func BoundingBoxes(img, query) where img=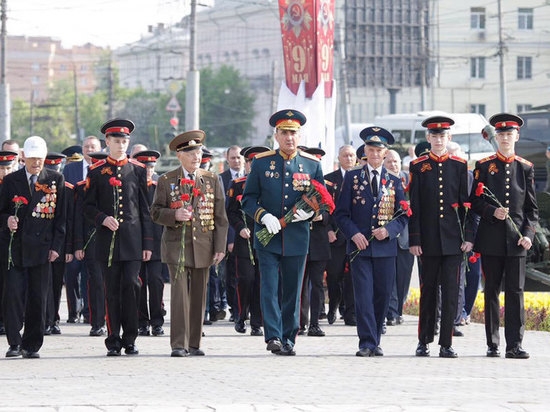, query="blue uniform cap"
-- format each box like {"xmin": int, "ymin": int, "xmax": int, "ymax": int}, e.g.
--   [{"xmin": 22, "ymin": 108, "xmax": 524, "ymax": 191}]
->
[
  {"xmin": 414, "ymin": 141, "xmax": 431, "ymax": 158},
  {"xmin": 359, "ymin": 126, "xmax": 395, "ymax": 147}
]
